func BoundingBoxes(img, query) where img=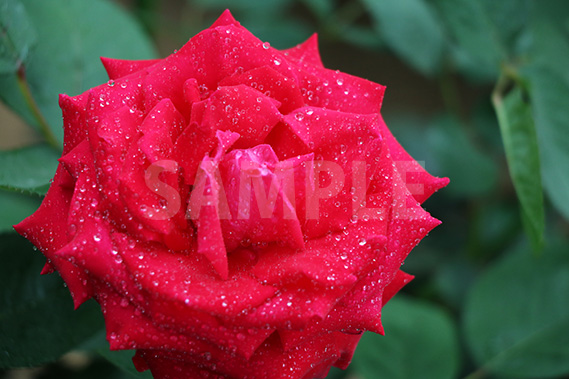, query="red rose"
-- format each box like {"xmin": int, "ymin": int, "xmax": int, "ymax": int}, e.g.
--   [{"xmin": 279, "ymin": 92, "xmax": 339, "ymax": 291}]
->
[{"xmin": 15, "ymin": 10, "xmax": 448, "ymax": 379}]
